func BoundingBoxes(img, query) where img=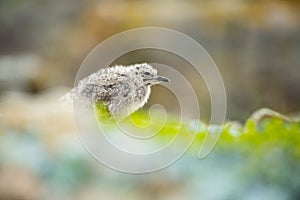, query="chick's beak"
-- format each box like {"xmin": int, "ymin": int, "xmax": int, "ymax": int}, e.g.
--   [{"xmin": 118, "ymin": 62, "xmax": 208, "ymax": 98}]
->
[{"xmin": 155, "ymin": 76, "xmax": 170, "ymax": 82}]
